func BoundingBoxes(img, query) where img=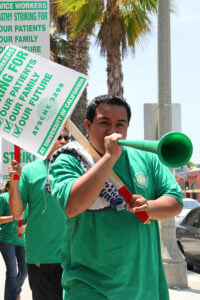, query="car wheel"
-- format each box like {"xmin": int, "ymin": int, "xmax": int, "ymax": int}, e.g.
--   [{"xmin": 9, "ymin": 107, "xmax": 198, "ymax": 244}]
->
[{"xmin": 177, "ymin": 242, "xmax": 193, "ymax": 270}]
